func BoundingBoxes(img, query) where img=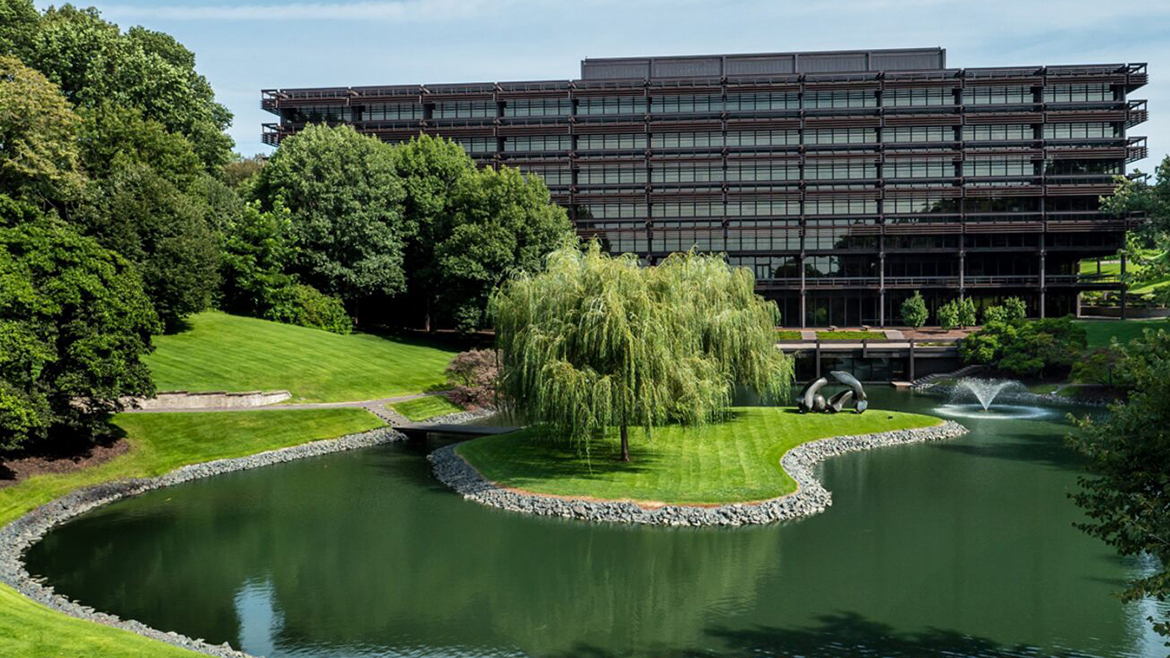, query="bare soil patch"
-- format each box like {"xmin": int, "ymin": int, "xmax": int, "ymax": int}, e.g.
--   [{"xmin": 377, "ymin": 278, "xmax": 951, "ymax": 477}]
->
[{"xmin": 0, "ymin": 439, "xmax": 130, "ymax": 489}]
